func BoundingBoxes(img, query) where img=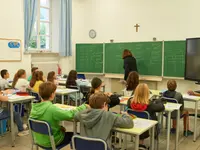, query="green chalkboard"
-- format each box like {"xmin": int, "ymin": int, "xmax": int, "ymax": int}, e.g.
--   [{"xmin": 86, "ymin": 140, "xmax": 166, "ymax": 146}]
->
[
  {"xmin": 105, "ymin": 42, "xmax": 162, "ymax": 76},
  {"xmin": 76, "ymin": 44, "xmax": 103, "ymax": 73},
  {"xmin": 164, "ymin": 41, "xmax": 186, "ymax": 77}
]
